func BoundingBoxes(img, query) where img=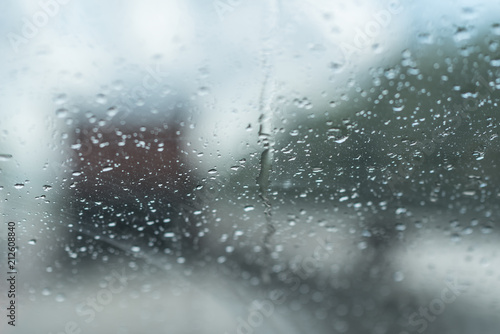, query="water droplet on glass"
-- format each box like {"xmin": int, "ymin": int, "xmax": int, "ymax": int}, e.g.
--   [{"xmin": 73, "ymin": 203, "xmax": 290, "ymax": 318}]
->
[
  {"xmin": 198, "ymin": 87, "xmax": 209, "ymax": 96},
  {"xmin": 106, "ymin": 106, "xmax": 119, "ymax": 117},
  {"xmin": 53, "ymin": 93, "xmax": 67, "ymax": 105},
  {"xmin": 490, "ymin": 59, "xmax": 500, "ymax": 67},
  {"xmin": 417, "ymin": 32, "xmax": 434, "ymax": 44},
  {"xmin": 334, "ymin": 135, "xmax": 349, "ymax": 144},
  {"xmin": 327, "ymin": 127, "xmax": 350, "ymax": 143},
  {"xmin": 0, "ymin": 154, "xmax": 13, "ymax": 161},
  {"xmin": 329, "ymin": 61, "xmax": 344, "ymax": 73},
  {"xmin": 55, "ymin": 294, "xmax": 66, "ymax": 302},
  {"xmin": 96, "ymin": 94, "xmax": 107, "ymax": 104},
  {"xmin": 357, "ymin": 241, "xmax": 368, "ymax": 250},
  {"xmin": 395, "ymin": 223, "xmax": 406, "ymax": 231},
  {"xmin": 492, "ymin": 23, "xmax": 500, "ymax": 35},
  {"xmin": 481, "ymin": 226, "xmax": 493, "ymax": 234},
  {"xmin": 339, "ymin": 196, "xmax": 349, "ymax": 202},
  {"xmin": 394, "ymin": 271, "xmax": 405, "ymax": 282},
  {"xmin": 244, "ymin": 205, "xmax": 255, "ymax": 212},
  {"xmin": 453, "ymin": 27, "xmax": 471, "ymax": 42},
  {"xmin": 56, "ymin": 108, "xmax": 69, "ymax": 118}
]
